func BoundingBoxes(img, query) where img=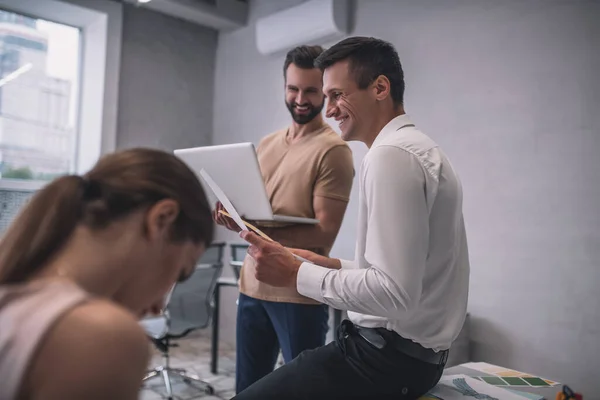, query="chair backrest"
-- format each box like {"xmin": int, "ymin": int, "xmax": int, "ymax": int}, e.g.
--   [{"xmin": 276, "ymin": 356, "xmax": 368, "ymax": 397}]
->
[
  {"xmin": 201, "ymin": 242, "xmax": 226, "ymax": 265},
  {"xmin": 230, "ymin": 243, "xmax": 249, "ymax": 261},
  {"xmin": 230, "ymin": 243, "xmax": 248, "ymax": 279},
  {"xmin": 165, "ymin": 242, "xmax": 225, "ymax": 336}
]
